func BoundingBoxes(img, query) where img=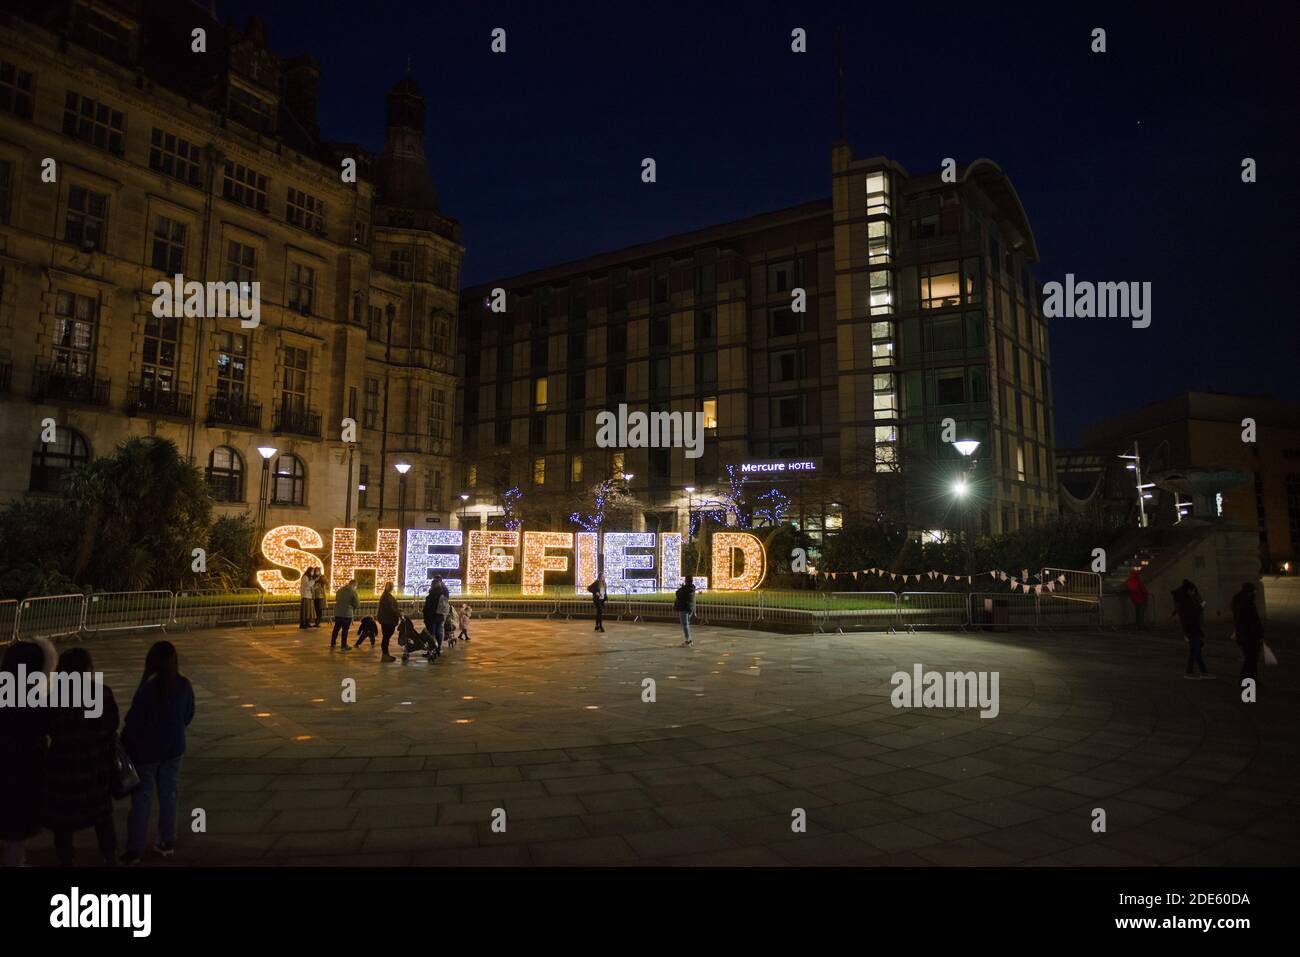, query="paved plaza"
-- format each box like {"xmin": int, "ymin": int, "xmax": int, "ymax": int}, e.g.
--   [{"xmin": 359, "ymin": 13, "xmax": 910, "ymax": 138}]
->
[{"xmin": 24, "ymin": 616, "xmax": 1300, "ymax": 866}]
